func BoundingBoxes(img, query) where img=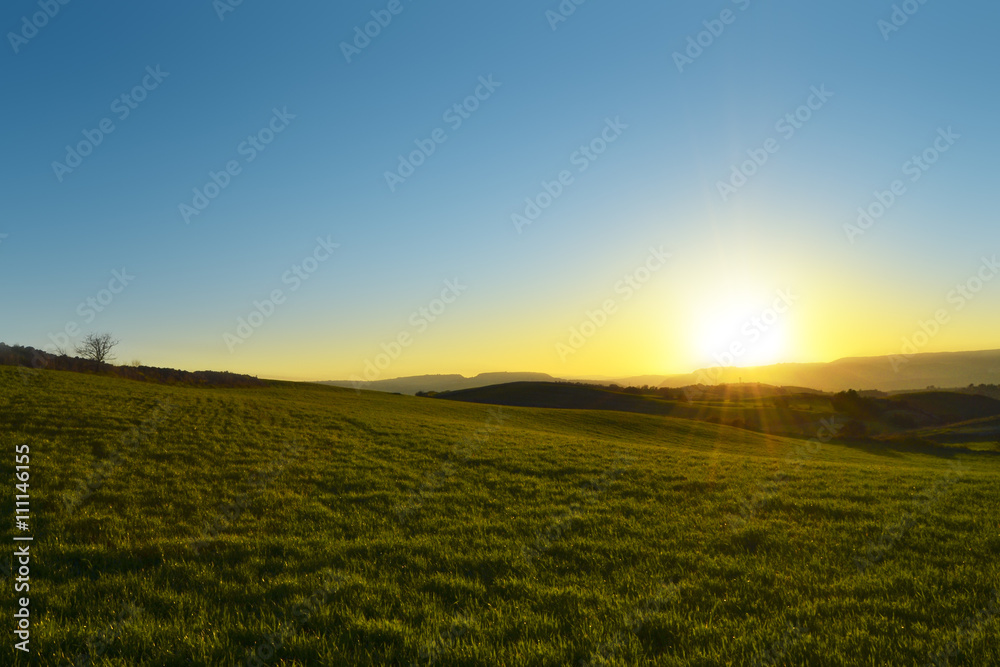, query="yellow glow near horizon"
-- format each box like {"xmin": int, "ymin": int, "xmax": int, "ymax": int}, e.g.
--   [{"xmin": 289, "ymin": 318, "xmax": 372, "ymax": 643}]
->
[{"xmin": 125, "ymin": 261, "xmax": 1000, "ymax": 382}]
